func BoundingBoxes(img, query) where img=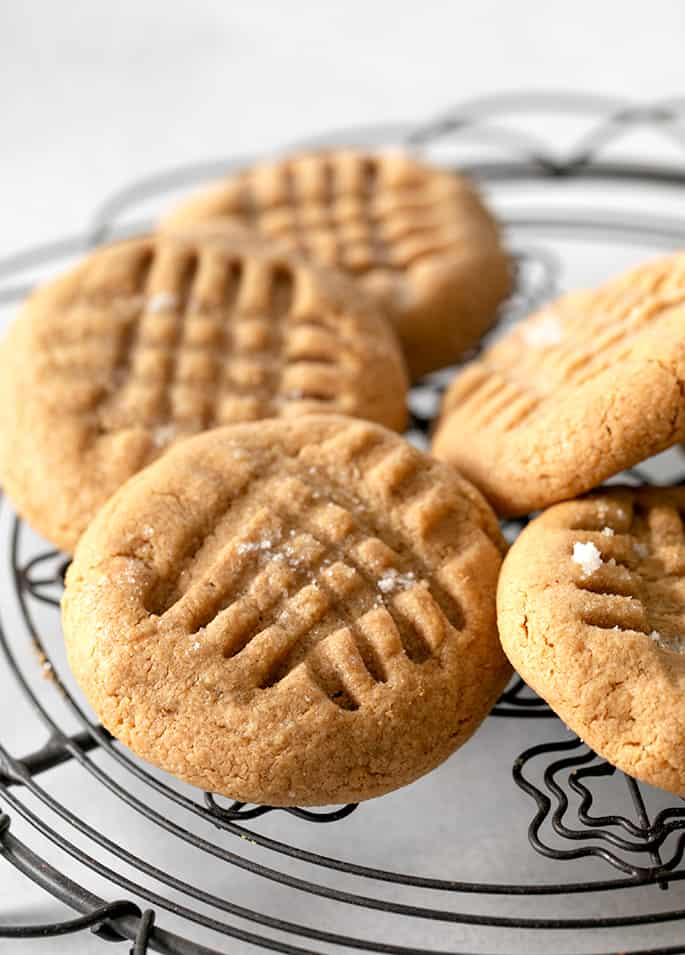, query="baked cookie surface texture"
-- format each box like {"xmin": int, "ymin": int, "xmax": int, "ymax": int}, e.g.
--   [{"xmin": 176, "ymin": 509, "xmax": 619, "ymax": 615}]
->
[
  {"xmin": 0, "ymin": 230, "xmax": 407, "ymax": 551},
  {"xmin": 433, "ymin": 254, "xmax": 685, "ymax": 515},
  {"xmin": 63, "ymin": 416, "xmax": 509, "ymax": 805},
  {"xmin": 497, "ymin": 487, "xmax": 685, "ymax": 796},
  {"xmin": 164, "ymin": 149, "xmax": 511, "ymax": 379}
]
